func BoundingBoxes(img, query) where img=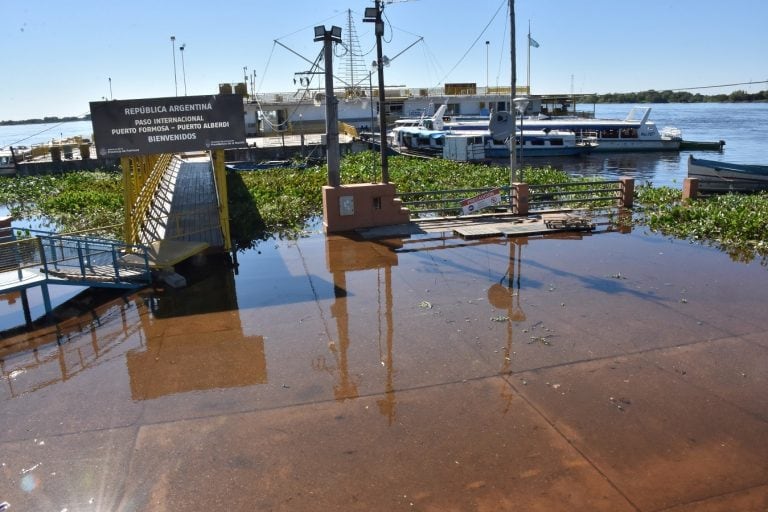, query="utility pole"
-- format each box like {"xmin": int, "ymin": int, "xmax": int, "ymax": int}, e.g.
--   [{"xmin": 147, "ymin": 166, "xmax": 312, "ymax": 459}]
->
[
  {"xmin": 509, "ymin": 0, "xmax": 518, "ymax": 197},
  {"xmin": 364, "ymin": 1, "xmax": 389, "ymax": 183},
  {"xmin": 314, "ymin": 26, "xmax": 342, "ymax": 187}
]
